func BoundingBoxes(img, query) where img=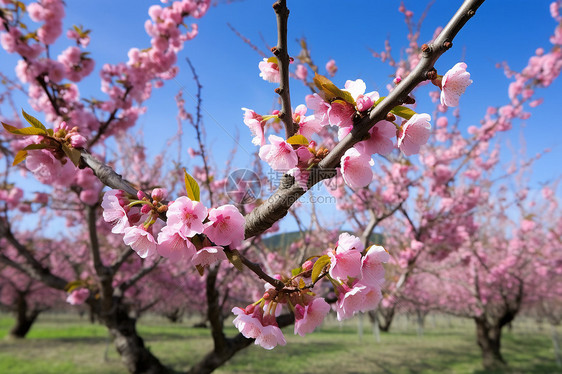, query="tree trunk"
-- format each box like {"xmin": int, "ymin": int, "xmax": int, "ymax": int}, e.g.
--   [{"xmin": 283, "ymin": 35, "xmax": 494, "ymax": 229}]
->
[
  {"xmin": 474, "ymin": 317, "xmax": 507, "ymax": 371},
  {"xmin": 8, "ymin": 292, "xmax": 41, "ymax": 339},
  {"xmin": 103, "ymin": 299, "xmax": 169, "ymax": 374},
  {"xmin": 551, "ymin": 323, "xmax": 562, "ymax": 368}
]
